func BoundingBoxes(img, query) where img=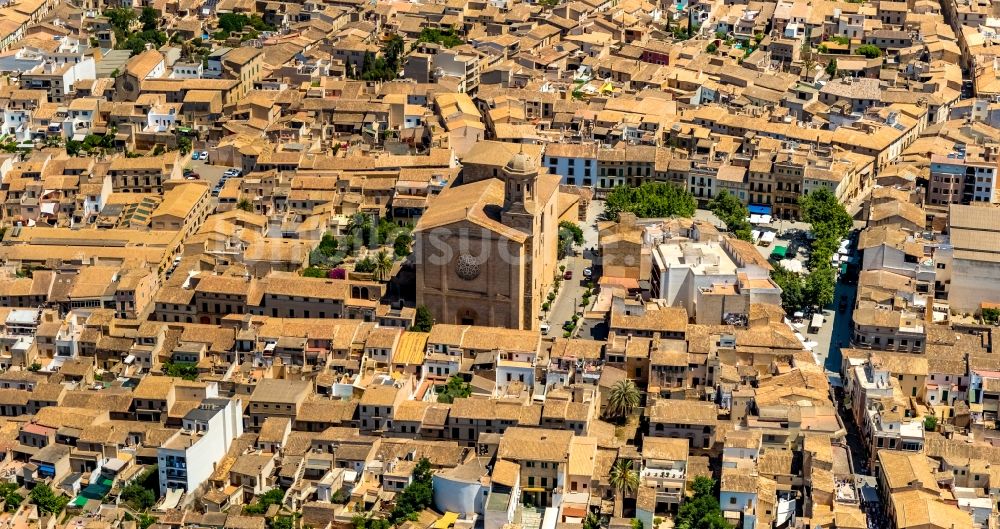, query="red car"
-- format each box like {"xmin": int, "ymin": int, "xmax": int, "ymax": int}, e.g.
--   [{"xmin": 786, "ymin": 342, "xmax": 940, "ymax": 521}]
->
[{"xmin": 563, "ymin": 270, "xmax": 573, "ymax": 280}]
